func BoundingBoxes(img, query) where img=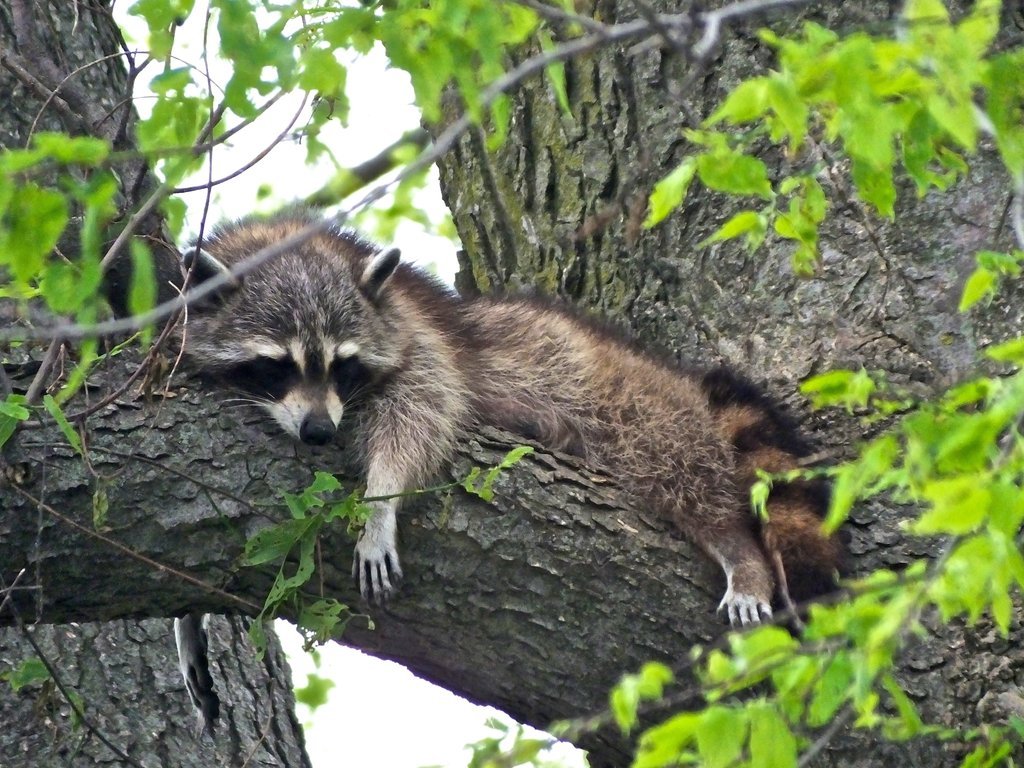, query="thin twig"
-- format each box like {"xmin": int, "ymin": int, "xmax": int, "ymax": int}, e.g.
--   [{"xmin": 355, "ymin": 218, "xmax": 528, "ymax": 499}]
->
[
  {"xmin": 172, "ymin": 92, "xmax": 309, "ymax": 194},
  {"xmin": 504, "ymin": 0, "xmax": 609, "ymax": 34},
  {"xmin": 8, "ymin": 484, "xmax": 261, "ymax": 613},
  {"xmin": 798, "ymin": 706, "xmax": 855, "ymax": 767},
  {"xmin": 303, "ymin": 127, "xmax": 431, "ymax": 209},
  {"xmin": 694, "ymin": 0, "xmax": 818, "ymax": 59},
  {"xmin": 24, "ymin": 337, "xmax": 64, "ymax": 405}
]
